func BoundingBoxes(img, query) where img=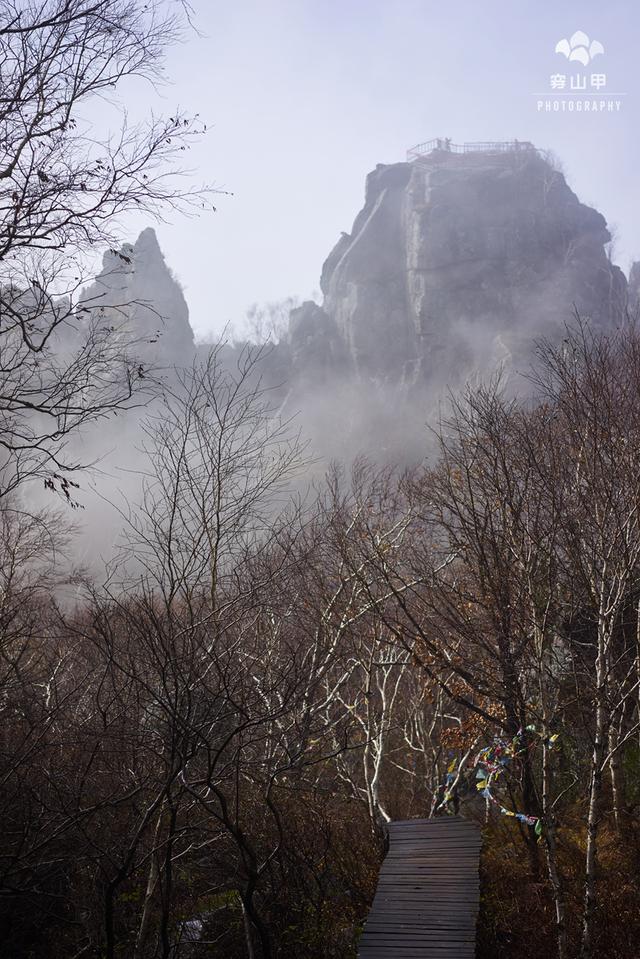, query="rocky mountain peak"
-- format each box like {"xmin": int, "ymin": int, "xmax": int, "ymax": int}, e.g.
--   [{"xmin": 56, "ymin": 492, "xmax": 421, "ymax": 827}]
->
[
  {"xmin": 77, "ymin": 145, "xmax": 632, "ymax": 463},
  {"xmin": 80, "ymin": 227, "xmax": 194, "ymax": 366},
  {"xmin": 299, "ymin": 144, "xmax": 626, "ymax": 392}
]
